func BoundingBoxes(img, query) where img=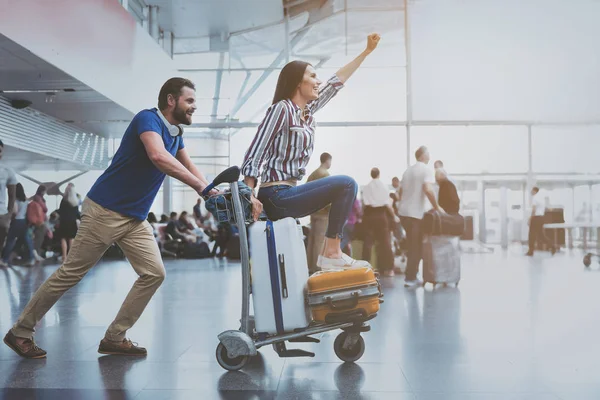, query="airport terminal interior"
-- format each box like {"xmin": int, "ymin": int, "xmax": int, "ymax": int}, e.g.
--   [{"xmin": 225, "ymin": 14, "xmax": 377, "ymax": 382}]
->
[{"xmin": 1, "ymin": 0, "xmax": 600, "ymax": 399}]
